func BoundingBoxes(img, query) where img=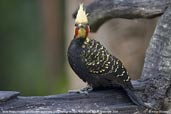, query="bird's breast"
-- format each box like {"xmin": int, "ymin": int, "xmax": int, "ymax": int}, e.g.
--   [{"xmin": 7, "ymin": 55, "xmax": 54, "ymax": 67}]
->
[{"xmin": 67, "ymin": 40, "xmax": 89, "ymax": 81}]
